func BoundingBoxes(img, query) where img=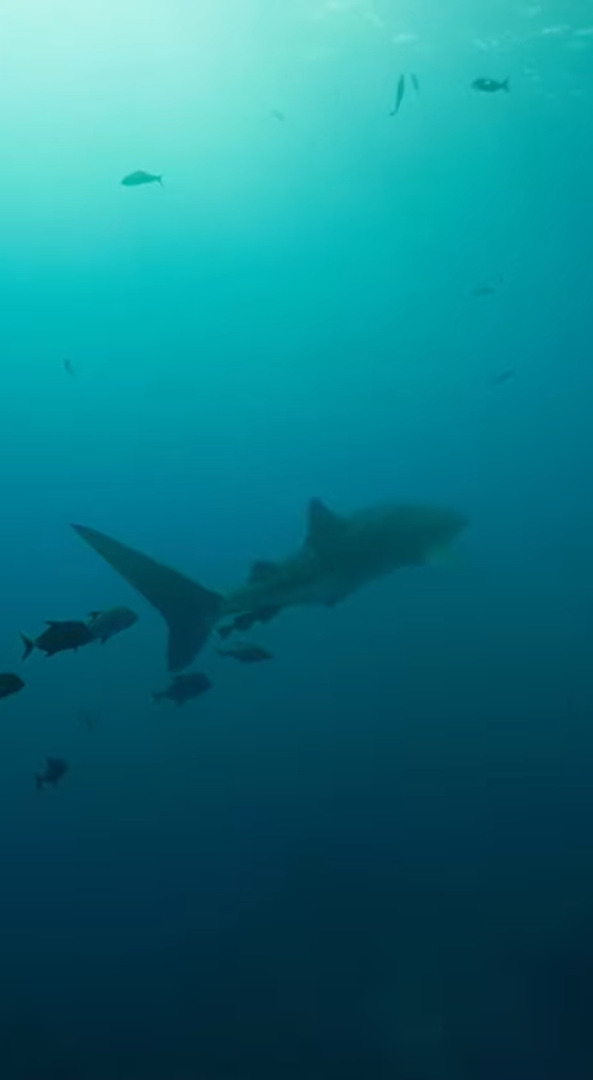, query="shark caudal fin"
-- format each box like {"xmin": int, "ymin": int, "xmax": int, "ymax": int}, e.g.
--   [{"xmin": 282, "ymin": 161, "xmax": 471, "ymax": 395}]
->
[{"xmin": 72, "ymin": 525, "xmax": 223, "ymax": 671}]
